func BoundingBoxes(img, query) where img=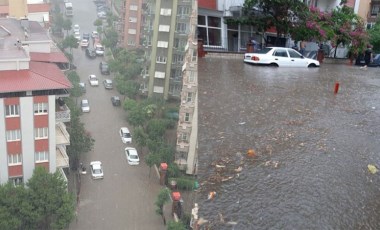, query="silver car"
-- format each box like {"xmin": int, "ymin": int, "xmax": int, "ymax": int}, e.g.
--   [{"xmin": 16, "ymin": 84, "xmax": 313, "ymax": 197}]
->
[
  {"xmin": 81, "ymin": 99, "xmax": 90, "ymax": 113},
  {"xmin": 103, "ymin": 79, "xmax": 113, "ymax": 89}
]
